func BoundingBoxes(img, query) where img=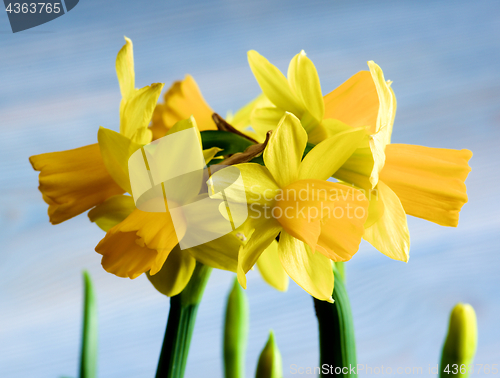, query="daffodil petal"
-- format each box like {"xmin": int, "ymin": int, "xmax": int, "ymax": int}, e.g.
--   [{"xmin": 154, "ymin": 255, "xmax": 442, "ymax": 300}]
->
[
  {"xmin": 287, "ymin": 50, "xmax": 324, "ymax": 130},
  {"xmin": 150, "ymin": 75, "xmax": 216, "ymax": 140},
  {"xmin": 146, "ymin": 244, "xmax": 196, "ymax": 296},
  {"xmin": 250, "ymin": 106, "xmax": 285, "ymax": 142},
  {"xmin": 229, "ymin": 93, "xmax": 267, "ymax": 131},
  {"xmin": 165, "ymin": 116, "xmax": 202, "ymax": 146},
  {"xmin": 334, "ymin": 137, "xmax": 374, "ymax": 190},
  {"xmin": 274, "ymin": 180, "xmax": 324, "ymax": 251},
  {"xmin": 247, "ymin": 50, "xmax": 304, "ymax": 116},
  {"xmin": 120, "ymin": 83, "xmax": 164, "ymax": 141},
  {"xmin": 98, "ymin": 127, "xmax": 142, "ymax": 193},
  {"xmin": 380, "ymin": 144, "xmax": 472, "ymax": 226},
  {"xmin": 151, "ymin": 103, "xmax": 168, "ymax": 140},
  {"xmin": 307, "ymin": 118, "xmax": 354, "ymax": 145},
  {"xmin": 186, "ymin": 231, "xmax": 242, "ymax": 272},
  {"xmin": 88, "ymin": 195, "xmax": 136, "ymax": 232},
  {"xmin": 387, "ymin": 85, "xmax": 397, "ymax": 145},
  {"xmin": 117, "ymin": 208, "xmax": 185, "ymax": 259},
  {"xmin": 363, "ymin": 181, "xmax": 410, "ymax": 262},
  {"xmin": 131, "ymin": 127, "xmax": 153, "ymax": 146},
  {"xmin": 29, "ymin": 143, "xmax": 124, "ymax": 224},
  {"xmin": 152, "ymin": 118, "xmax": 205, "ymax": 202},
  {"xmin": 278, "ymin": 231, "xmax": 333, "ymax": 302},
  {"xmin": 96, "ymin": 231, "xmax": 158, "ymax": 279},
  {"xmin": 274, "ymin": 179, "xmax": 368, "ymax": 261},
  {"xmin": 235, "ymin": 163, "xmax": 281, "ymax": 205},
  {"xmin": 314, "ymin": 182, "xmax": 368, "ymax": 261},
  {"xmin": 299, "ymin": 127, "xmax": 366, "ymax": 180},
  {"xmin": 116, "ymin": 36, "xmax": 135, "ymax": 100},
  {"xmin": 364, "ymin": 187, "xmax": 385, "ymax": 228},
  {"xmin": 256, "ymin": 240, "xmax": 289, "ymax": 292},
  {"xmin": 369, "ymin": 133, "xmax": 386, "ymax": 188},
  {"xmin": 264, "ymin": 112, "xmax": 307, "ymax": 187},
  {"xmin": 306, "ymin": 119, "xmax": 372, "ymax": 188},
  {"xmin": 175, "ymin": 191, "xmax": 249, "ymax": 252},
  {"xmin": 209, "ymin": 163, "xmax": 280, "ymax": 206},
  {"xmin": 368, "ymin": 61, "xmax": 395, "ymax": 141},
  {"xmin": 96, "ymin": 206, "xmax": 184, "ymax": 278},
  {"xmin": 203, "ymin": 147, "xmax": 223, "ymax": 164},
  {"xmin": 365, "ymin": 61, "xmax": 396, "ymax": 187},
  {"xmin": 323, "ymin": 70, "xmax": 378, "ymax": 132},
  {"xmin": 237, "ymin": 218, "xmax": 282, "ymax": 289},
  {"xmin": 128, "ymin": 118, "xmax": 206, "ymax": 213}
]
